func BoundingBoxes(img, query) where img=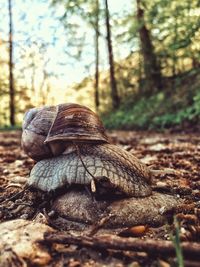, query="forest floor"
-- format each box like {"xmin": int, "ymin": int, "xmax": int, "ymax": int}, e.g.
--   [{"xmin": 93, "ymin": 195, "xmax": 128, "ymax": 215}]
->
[{"xmin": 0, "ymin": 130, "xmax": 200, "ymax": 266}]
